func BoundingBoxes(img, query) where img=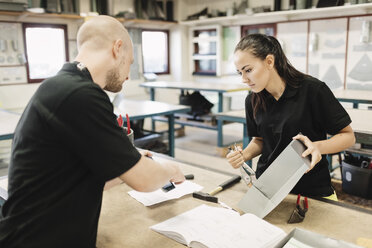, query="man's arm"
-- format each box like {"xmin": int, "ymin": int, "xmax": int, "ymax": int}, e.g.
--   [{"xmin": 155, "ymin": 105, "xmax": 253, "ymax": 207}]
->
[{"xmin": 119, "ymin": 155, "xmax": 185, "ymax": 192}]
